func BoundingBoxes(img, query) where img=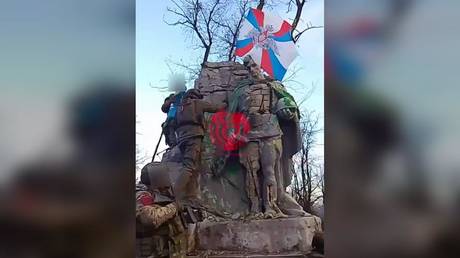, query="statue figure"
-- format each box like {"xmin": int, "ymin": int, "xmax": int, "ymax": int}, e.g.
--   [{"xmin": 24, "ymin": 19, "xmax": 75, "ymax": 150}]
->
[
  {"xmin": 229, "ymin": 56, "xmax": 308, "ymax": 217},
  {"xmin": 161, "ymin": 73, "xmax": 187, "ymax": 147},
  {"xmin": 174, "ymin": 89, "xmax": 227, "ymax": 206}
]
